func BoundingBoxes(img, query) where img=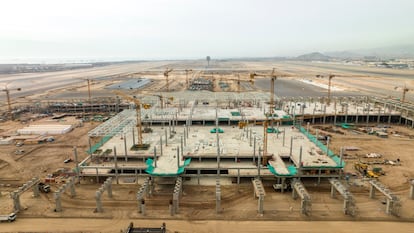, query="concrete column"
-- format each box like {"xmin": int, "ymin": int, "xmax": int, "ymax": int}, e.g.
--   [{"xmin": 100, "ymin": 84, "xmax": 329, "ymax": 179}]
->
[
  {"xmin": 54, "ymin": 191, "xmax": 61, "ymax": 212},
  {"xmin": 123, "ymin": 134, "xmax": 128, "ymax": 162},
  {"xmin": 132, "ymin": 127, "xmax": 136, "ymax": 146},
  {"xmin": 69, "ymin": 181, "xmax": 76, "ymax": 197},
  {"xmin": 177, "ymin": 146, "xmax": 180, "ymax": 168},
  {"xmin": 289, "ymin": 137, "xmax": 293, "ymax": 157},
  {"xmin": 169, "ymin": 199, "xmax": 174, "ymax": 216},
  {"xmin": 140, "ymin": 199, "xmax": 146, "ymax": 215},
  {"xmin": 181, "ymin": 136, "xmax": 184, "ymax": 157},
  {"xmin": 74, "ymin": 146, "xmax": 80, "ymax": 184},
  {"xmin": 356, "ymin": 108, "xmax": 359, "ymax": 124},
  {"xmin": 409, "ymin": 180, "xmax": 414, "ymax": 199},
  {"xmin": 96, "ymin": 191, "xmax": 103, "ymax": 213},
  {"xmin": 377, "ymin": 108, "xmax": 381, "ymax": 123},
  {"xmin": 165, "ymin": 128, "xmax": 168, "ymax": 146},
  {"xmin": 154, "ymin": 147, "xmax": 157, "ymax": 168},
  {"xmin": 330, "ymin": 185, "xmax": 336, "ymax": 198},
  {"xmin": 385, "ymin": 199, "xmax": 391, "ymax": 215},
  {"xmin": 160, "ymin": 136, "xmax": 163, "ymax": 156},
  {"xmin": 283, "ymin": 130, "xmax": 286, "ymax": 146},
  {"xmin": 369, "ymin": 184, "xmax": 376, "ymax": 199},
  {"xmin": 32, "ymin": 183, "xmax": 40, "ymax": 198},
  {"xmin": 258, "ymin": 195, "xmax": 264, "ymax": 214},
  {"xmin": 312, "ymin": 108, "xmax": 315, "ymax": 124},
  {"xmin": 114, "ymin": 146, "xmax": 119, "ymax": 185},
  {"xmin": 253, "ymin": 136, "xmax": 256, "ymax": 164},
  {"xmin": 323, "ymin": 105, "xmax": 326, "ymax": 124}
]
